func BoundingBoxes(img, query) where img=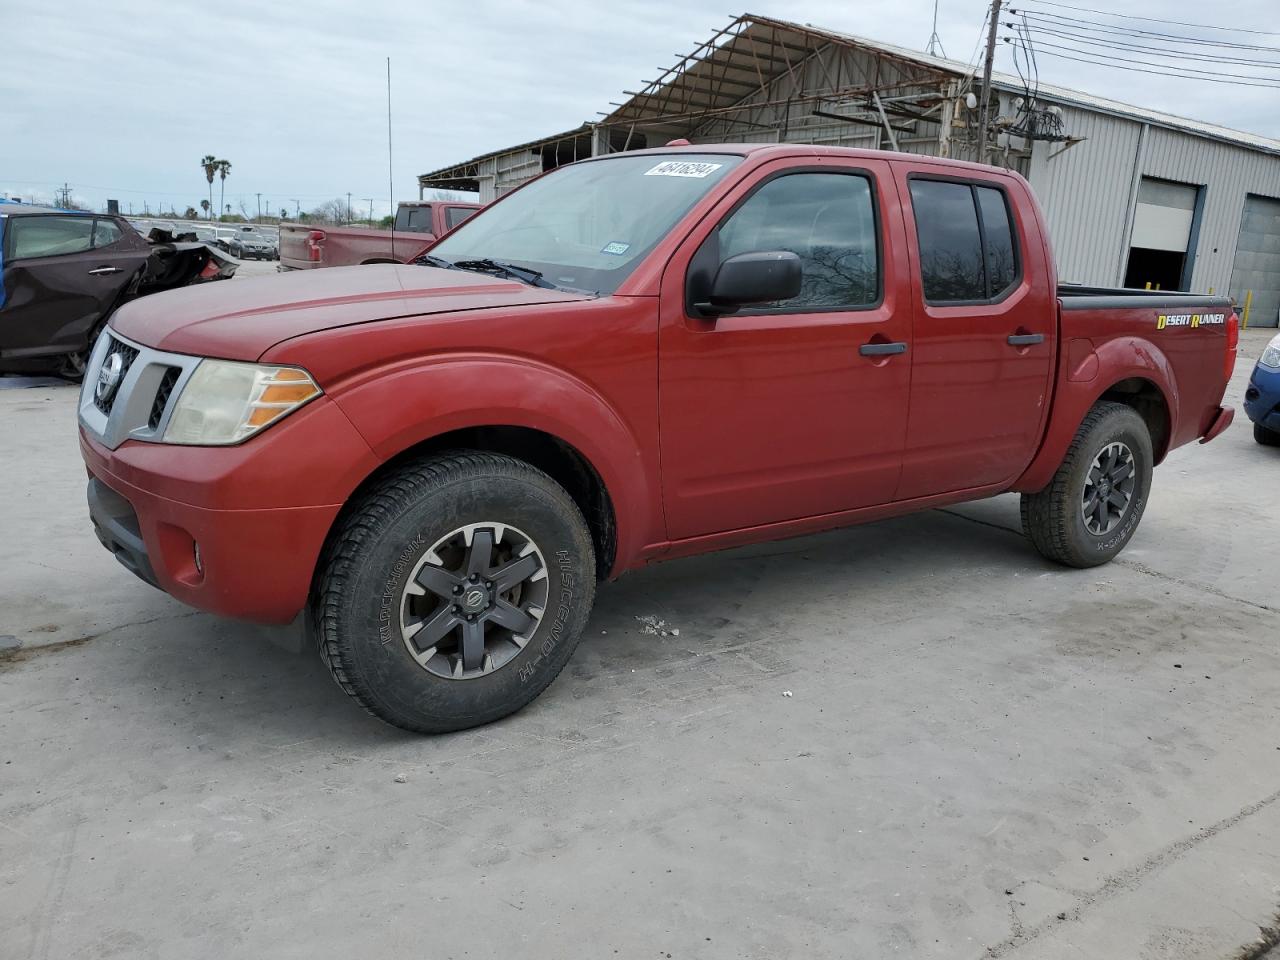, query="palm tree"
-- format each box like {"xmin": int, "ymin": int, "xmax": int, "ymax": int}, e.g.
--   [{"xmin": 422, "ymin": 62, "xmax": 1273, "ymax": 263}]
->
[
  {"xmin": 200, "ymin": 199, "xmax": 211, "ymax": 218},
  {"xmin": 200, "ymin": 155, "xmax": 218, "ymax": 220},
  {"xmin": 216, "ymin": 160, "xmax": 232, "ymax": 222}
]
